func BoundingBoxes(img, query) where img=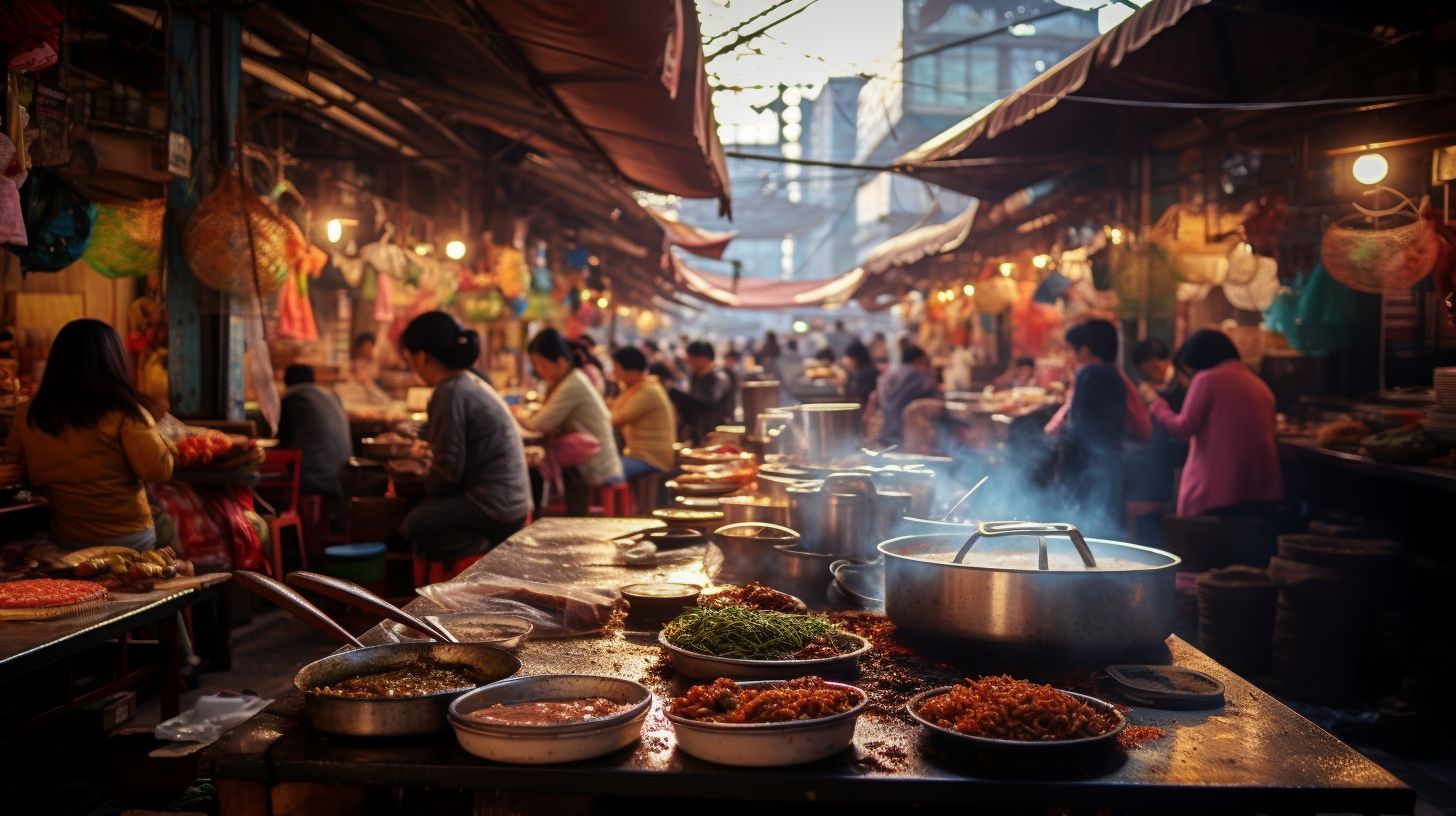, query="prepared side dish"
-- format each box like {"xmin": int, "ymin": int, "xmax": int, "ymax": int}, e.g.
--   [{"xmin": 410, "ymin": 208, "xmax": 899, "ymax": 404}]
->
[
  {"xmin": 0, "ymin": 578, "xmax": 108, "ymax": 609},
  {"xmin": 915, "ymin": 675, "xmax": 1118, "ymax": 741},
  {"xmin": 467, "ymin": 697, "xmax": 630, "ymax": 727},
  {"xmin": 662, "ymin": 606, "xmax": 861, "ymax": 660},
  {"xmin": 670, "ymin": 677, "xmax": 859, "ymax": 724},
  {"xmin": 313, "ymin": 661, "xmax": 480, "ymax": 698}
]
